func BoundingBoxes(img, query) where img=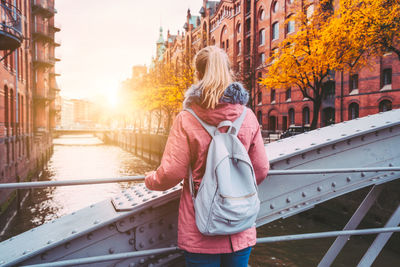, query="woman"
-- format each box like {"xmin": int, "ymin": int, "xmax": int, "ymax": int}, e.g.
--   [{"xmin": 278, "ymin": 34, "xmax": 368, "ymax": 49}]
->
[{"xmin": 145, "ymin": 46, "xmax": 269, "ymax": 267}]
